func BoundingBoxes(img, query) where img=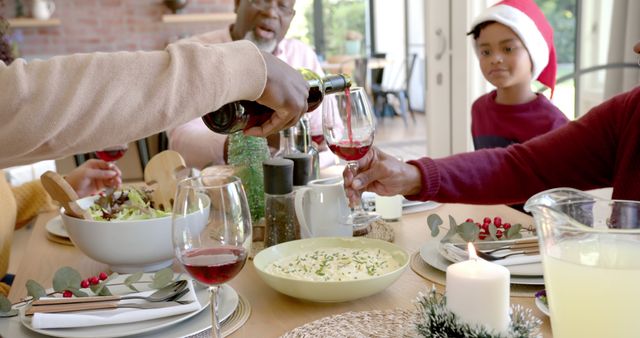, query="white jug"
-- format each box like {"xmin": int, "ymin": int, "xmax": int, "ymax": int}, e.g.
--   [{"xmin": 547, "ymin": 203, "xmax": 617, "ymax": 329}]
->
[
  {"xmin": 294, "ymin": 176, "xmax": 352, "ymax": 238},
  {"xmin": 32, "ymin": 0, "xmax": 55, "ymax": 20}
]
